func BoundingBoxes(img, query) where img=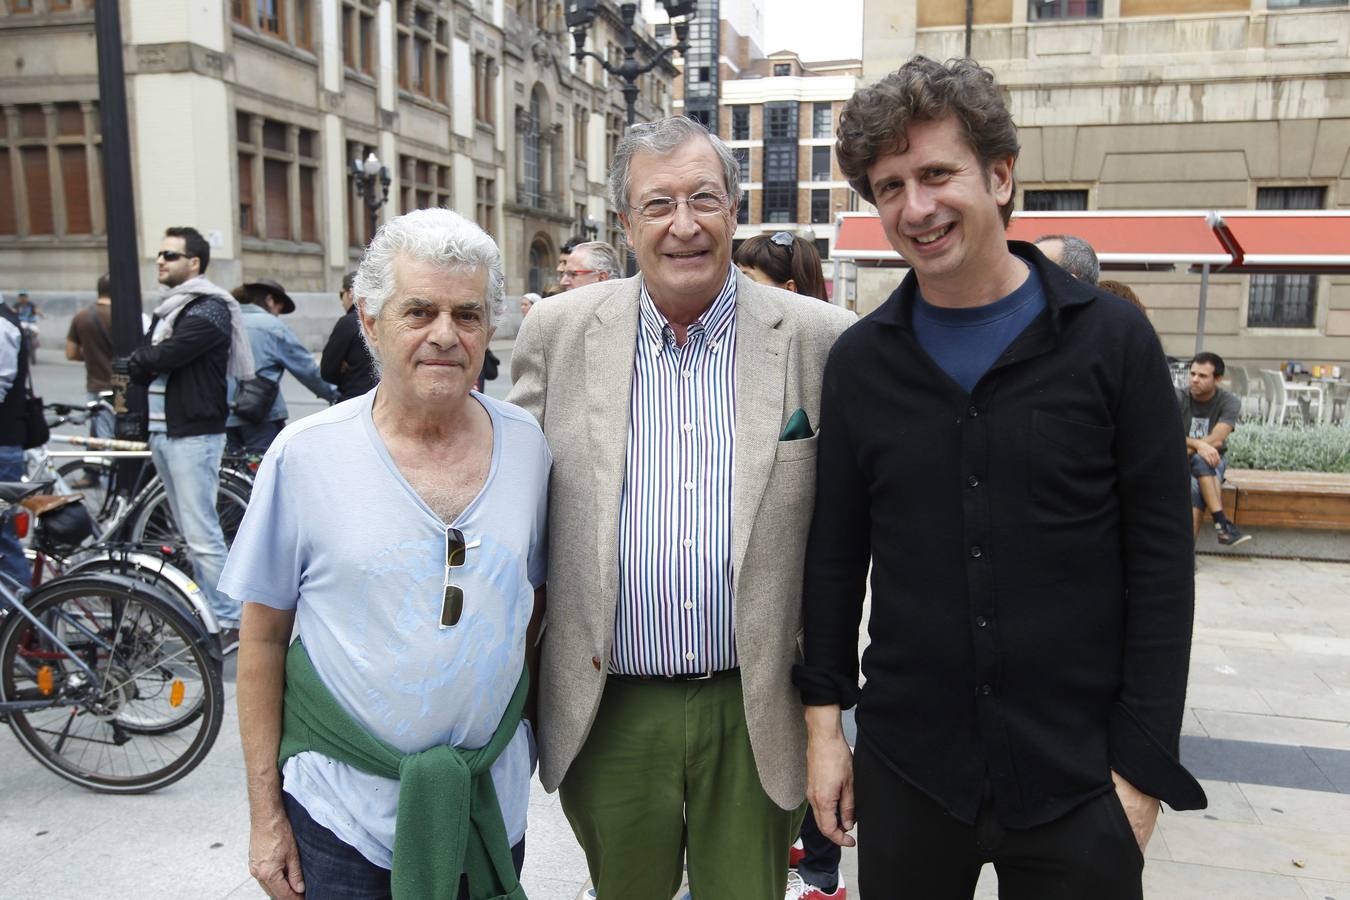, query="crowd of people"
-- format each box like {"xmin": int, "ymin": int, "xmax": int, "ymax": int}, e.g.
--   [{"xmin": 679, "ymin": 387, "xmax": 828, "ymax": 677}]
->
[{"xmin": 6, "ymin": 52, "xmax": 1241, "ymax": 900}]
